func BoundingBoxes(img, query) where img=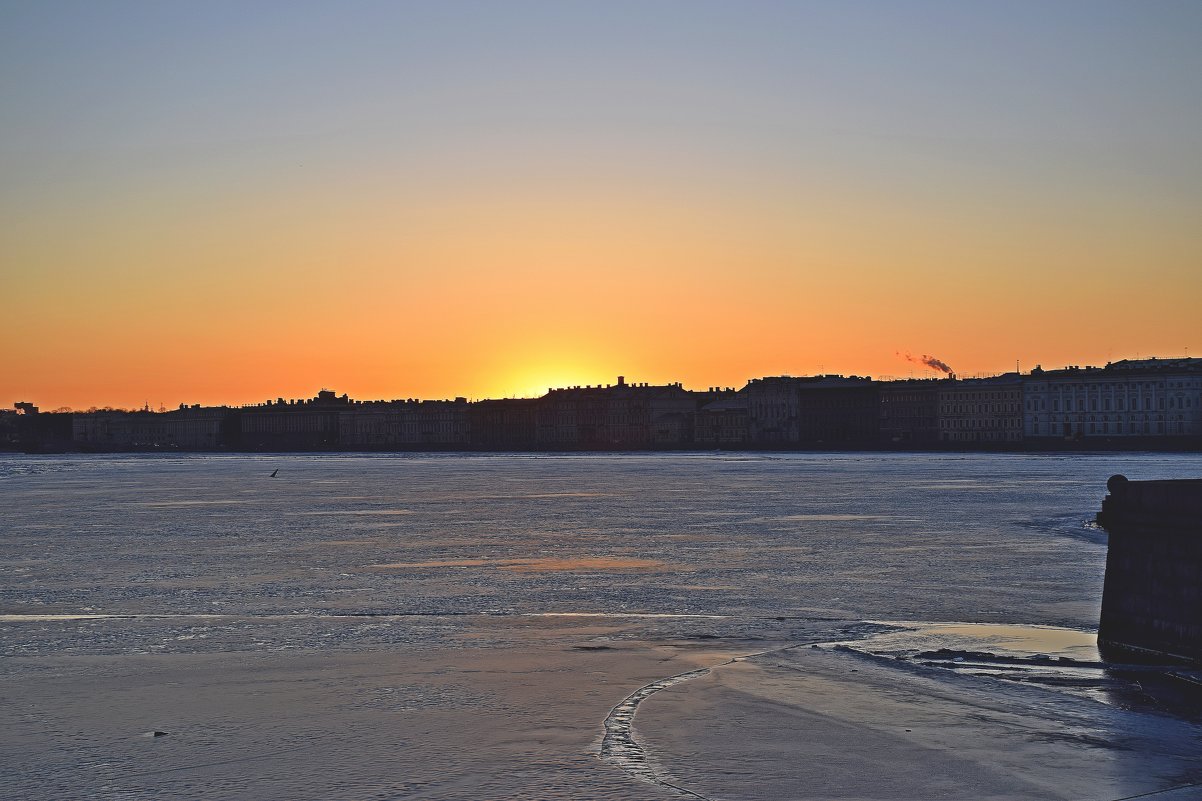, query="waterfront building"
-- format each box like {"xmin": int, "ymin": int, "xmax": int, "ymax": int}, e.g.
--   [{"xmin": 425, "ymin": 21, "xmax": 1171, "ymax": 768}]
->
[
  {"xmin": 72, "ymin": 406, "xmax": 228, "ymax": 450},
  {"xmin": 1023, "ymin": 358, "xmax": 1202, "ymax": 440},
  {"xmin": 694, "ymin": 394, "xmax": 749, "ymax": 447},
  {"xmin": 0, "ymin": 410, "xmax": 19, "ymax": 448},
  {"xmin": 340, "ymin": 399, "xmax": 470, "ymax": 448},
  {"xmin": 742, "ymin": 377, "xmax": 803, "ymax": 445},
  {"xmin": 938, "ymin": 375, "xmax": 1023, "ymax": 443},
  {"xmin": 741, "ymin": 376, "xmax": 878, "ymax": 446},
  {"xmin": 12, "ymin": 357, "xmax": 1202, "ymax": 453},
  {"xmin": 601, "ymin": 380, "xmax": 652, "ymax": 448},
  {"xmin": 239, "ymin": 389, "xmax": 350, "ymax": 450},
  {"xmin": 9, "ymin": 408, "xmax": 73, "ymax": 452},
  {"xmin": 531, "ymin": 377, "xmax": 718, "ymax": 449},
  {"xmin": 879, "ymin": 379, "xmax": 944, "ymax": 445},
  {"xmin": 535, "ymin": 385, "xmax": 596, "ymax": 448},
  {"xmin": 469, "ymin": 399, "xmax": 539, "ymax": 449},
  {"xmin": 649, "ymin": 385, "xmax": 723, "ymax": 447},
  {"xmin": 795, "ymin": 376, "xmax": 878, "ymax": 445}
]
